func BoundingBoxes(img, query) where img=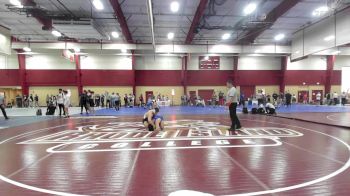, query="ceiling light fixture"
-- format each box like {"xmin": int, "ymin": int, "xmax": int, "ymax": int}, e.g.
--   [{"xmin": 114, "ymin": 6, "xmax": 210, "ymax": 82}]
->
[
  {"xmin": 9, "ymin": 0, "xmax": 22, "ymax": 7},
  {"xmin": 323, "ymin": 35, "xmax": 335, "ymax": 41},
  {"xmin": 312, "ymin": 6, "xmax": 329, "ymax": 17},
  {"xmin": 167, "ymin": 32, "xmax": 174, "ymax": 40},
  {"xmin": 23, "ymin": 47, "xmax": 31, "ymax": 52},
  {"xmin": 222, "ymin": 33, "xmax": 231, "ymax": 40},
  {"xmin": 170, "ymin": 1, "xmax": 180, "ymax": 12},
  {"xmin": 243, "ymin": 3, "xmax": 257, "ymax": 15},
  {"xmin": 121, "ymin": 48, "xmax": 127, "ymax": 53},
  {"xmin": 92, "ymin": 0, "xmax": 104, "ymax": 10},
  {"xmin": 274, "ymin": 33, "xmax": 285, "ymax": 41},
  {"xmin": 111, "ymin": 31, "xmax": 119, "ymax": 38},
  {"xmin": 51, "ymin": 30, "xmax": 62, "ymax": 37}
]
